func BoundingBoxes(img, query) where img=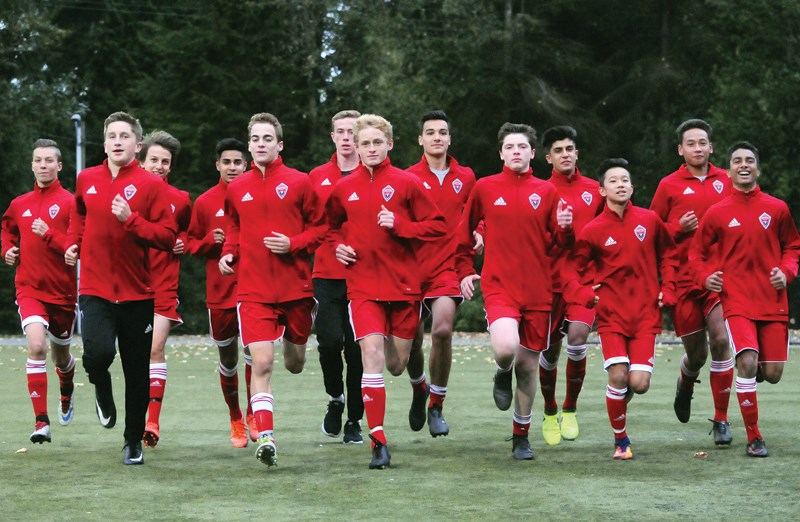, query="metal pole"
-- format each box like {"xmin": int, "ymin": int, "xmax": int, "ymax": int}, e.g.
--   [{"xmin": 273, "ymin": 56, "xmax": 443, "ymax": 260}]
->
[{"xmin": 72, "ymin": 114, "xmax": 84, "ymax": 334}]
